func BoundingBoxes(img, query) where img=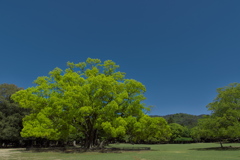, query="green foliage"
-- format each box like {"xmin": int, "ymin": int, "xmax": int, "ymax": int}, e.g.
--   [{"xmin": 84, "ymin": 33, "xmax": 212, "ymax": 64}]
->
[
  {"xmin": 193, "ymin": 83, "xmax": 240, "ymax": 146},
  {"xmin": 173, "ymin": 137, "xmax": 193, "ymax": 142},
  {"xmin": 168, "ymin": 113, "xmax": 205, "ymax": 128},
  {"xmin": 169, "ymin": 123, "xmax": 190, "ymax": 142},
  {"xmin": 0, "ymin": 84, "xmax": 28, "ymax": 143},
  {"xmin": 12, "ymin": 58, "xmax": 164, "ymax": 148},
  {"xmin": 169, "ymin": 123, "xmax": 184, "ymax": 141},
  {"xmin": 167, "ymin": 116, "xmax": 174, "ymax": 124},
  {"xmin": 127, "ymin": 115, "xmax": 171, "ymax": 143},
  {"xmin": 152, "ymin": 113, "xmax": 205, "ymax": 128}
]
